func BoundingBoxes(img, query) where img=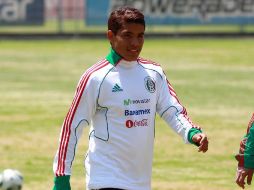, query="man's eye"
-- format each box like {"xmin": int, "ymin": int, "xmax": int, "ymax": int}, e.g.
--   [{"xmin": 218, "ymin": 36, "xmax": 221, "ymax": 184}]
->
[
  {"xmin": 123, "ymin": 34, "xmax": 132, "ymax": 38},
  {"xmin": 138, "ymin": 34, "xmax": 144, "ymax": 39}
]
